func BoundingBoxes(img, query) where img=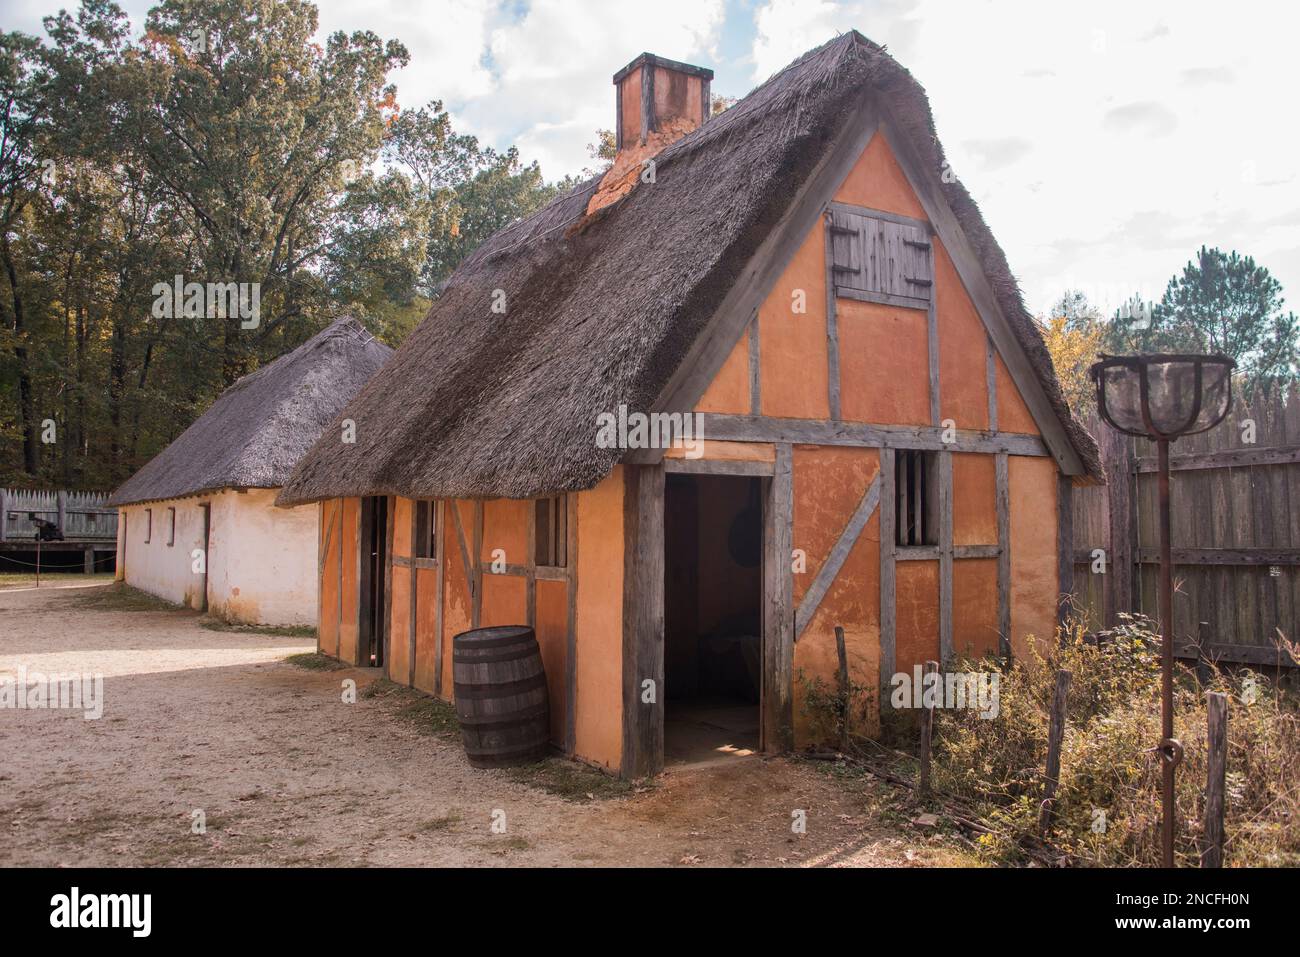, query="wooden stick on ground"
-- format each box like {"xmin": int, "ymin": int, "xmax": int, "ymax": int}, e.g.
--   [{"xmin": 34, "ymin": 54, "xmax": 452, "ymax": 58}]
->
[
  {"xmin": 1202, "ymin": 691, "xmax": 1228, "ymax": 867},
  {"xmin": 1038, "ymin": 669, "xmax": 1071, "ymax": 835}
]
